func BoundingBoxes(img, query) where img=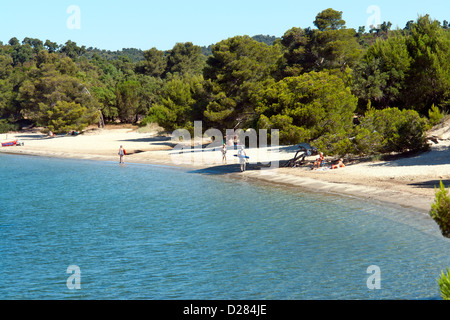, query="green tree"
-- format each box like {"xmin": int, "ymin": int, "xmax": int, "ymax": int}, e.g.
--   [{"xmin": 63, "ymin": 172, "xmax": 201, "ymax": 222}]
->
[
  {"xmin": 252, "ymin": 35, "xmax": 278, "ymax": 46},
  {"xmin": 144, "ymin": 74, "xmax": 204, "ymax": 131},
  {"xmin": 356, "ymin": 107, "xmax": 429, "ymax": 154},
  {"xmin": 0, "ymin": 54, "xmax": 13, "ymax": 80},
  {"xmin": 404, "ymin": 15, "xmax": 450, "ymax": 113},
  {"xmin": 91, "ymin": 83, "xmax": 118, "ymax": 121},
  {"xmin": 310, "ymin": 28, "xmax": 362, "ymax": 72},
  {"xmin": 0, "ymin": 54, "xmax": 14, "ymax": 119},
  {"xmin": 279, "ymin": 12, "xmax": 362, "ymax": 77},
  {"xmin": 277, "ymin": 27, "xmax": 312, "ymax": 78},
  {"xmin": 89, "ymin": 56, "xmax": 126, "ymax": 122},
  {"xmin": 135, "ymin": 74, "xmax": 164, "ymax": 118},
  {"xmin": 112, "ymin": 55, "xmax": 135, "ymax": 78},
  {"xmin": 165, "ymin": 42, "xmax": 206, "ymax": 76},
  {"xmin": 352, "ymin": 35, "xmax": 411, "ymax": 110},
  {"xmin": 116, "ymin": 80, "xmax": 142, "ymax": 123},
  {"xmin": 313, "ymin": 8, "xmax": 346, "ymax": 31},
  {"xmin": 44, "ymin": 40, "xmax": 59, "ymax": 53},
  {"xmin": 9, "ymin": 42, "xmax": 34, "ymax": 66},
  {"xmin": 256, "ymin": 71, "xmax": 357, "ymax": 154},
  {"xmin": 17, "ymin": 58, "xmax": 99, "ymax": 123},
  {"xmin": 8, "ymin": 37, "xmax": 20, "ymax": 47},
  {"xmin": 351, "ymin": 59, "xmax": 389, "ymax": 112},
  {"xmin": 137, "ymin": 47, "xmax": 167, "ymax": 78},
  {"xmin": 22, "ymin": 37, "xmax": 44, "ymax": 54},
  {"xmin": 0, "ymin": 54, "xmax": 27, "ymax": 120},
  {"xmin": 38, "ymin": 100, "xmax": 97, "ymax": 133},
  {"xmin": 60, "ymin": 40, "xmax": 87, "ymax": 60},
  {"xmin": 203, "ymin": 35, "xmax": 281, "ymax": 129}
]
